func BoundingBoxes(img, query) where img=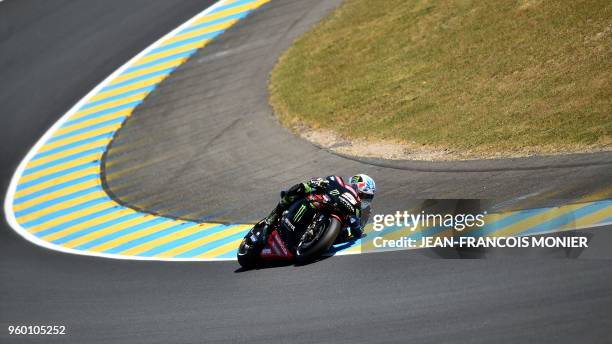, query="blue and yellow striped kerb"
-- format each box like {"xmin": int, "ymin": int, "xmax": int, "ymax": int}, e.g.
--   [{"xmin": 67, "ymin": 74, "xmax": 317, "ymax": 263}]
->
[
  {"xmin": 5, "ymin": 0, "xmax": 272, "ymax": 261},
  {"xmin": 4, "ymin": 0, "xmax": 612, "ymax": 261},
  {"xmin": 354, "ymin": 200, "xmax": 612, "ymax": 254}
]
